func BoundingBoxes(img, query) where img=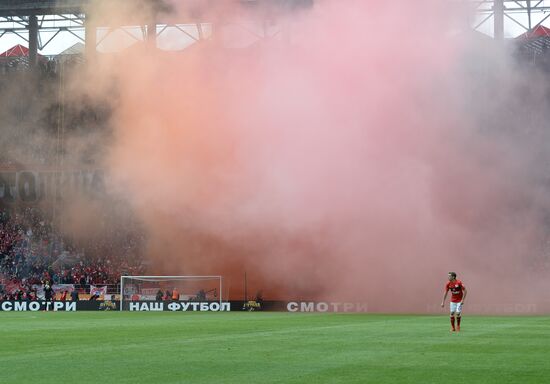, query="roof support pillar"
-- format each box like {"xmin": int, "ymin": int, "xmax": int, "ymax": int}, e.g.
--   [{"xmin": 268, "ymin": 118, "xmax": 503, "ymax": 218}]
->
[
  {"xmin": 28, "ymin": 15, "xmax": 38, "ymax": 67},
  {"xmin": 494, "ymin": 0, "xmax": 504, "ymax": 40},
  {"xmin": 85, "ymin": 14, "xmax": 96, "ymax": 62},
  {"xmin": 147, "ymin": 22, "xmax": 157, "ymax": 47}
]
